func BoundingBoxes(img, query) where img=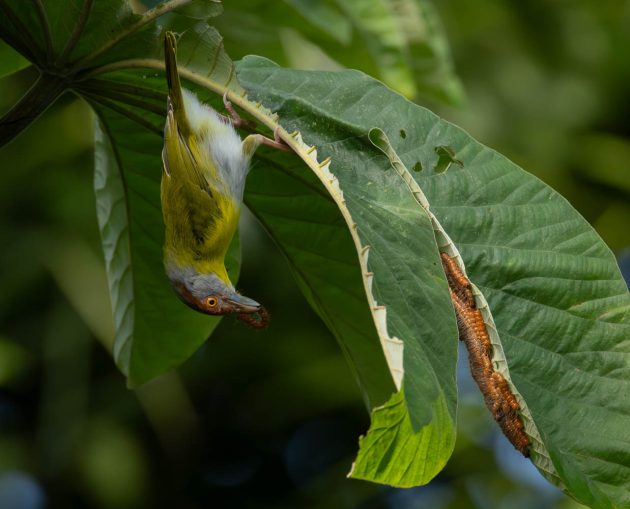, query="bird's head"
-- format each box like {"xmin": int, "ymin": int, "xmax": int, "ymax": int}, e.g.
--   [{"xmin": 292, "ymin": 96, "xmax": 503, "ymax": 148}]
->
[{"xmin": 167, "ymin": 266, "xmax": 261, "ymax": 316}]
